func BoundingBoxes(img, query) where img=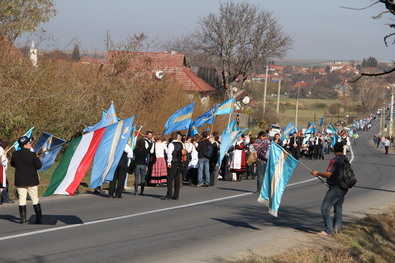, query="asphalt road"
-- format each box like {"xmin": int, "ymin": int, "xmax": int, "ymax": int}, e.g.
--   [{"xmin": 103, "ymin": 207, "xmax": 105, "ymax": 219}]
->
[{"xmin": 1, "ymin": 120, "xmax": 394, "ymax": 263}]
